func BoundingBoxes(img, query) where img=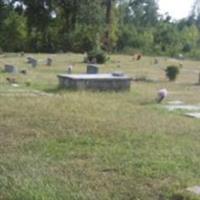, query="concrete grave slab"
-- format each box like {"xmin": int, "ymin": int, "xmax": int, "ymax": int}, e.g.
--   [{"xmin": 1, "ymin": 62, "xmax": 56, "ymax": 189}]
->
[
  {"xmin": 187, "ymin": 186, "xmax": 200, "ymax": 195},
  {"xmin": 165, "ymin": 104, "xmax": 200, "ymax": 111},
  {"xmin": 57, "ymin": 73, "xmax": 132, "ymax": 91},
  {"xmin": 167, "ymin": 101, "xmax": 184, "ymax": 105},
  {"xmin": 185, "ymin": 113, "xmax": 200, "ymax": 119}
]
